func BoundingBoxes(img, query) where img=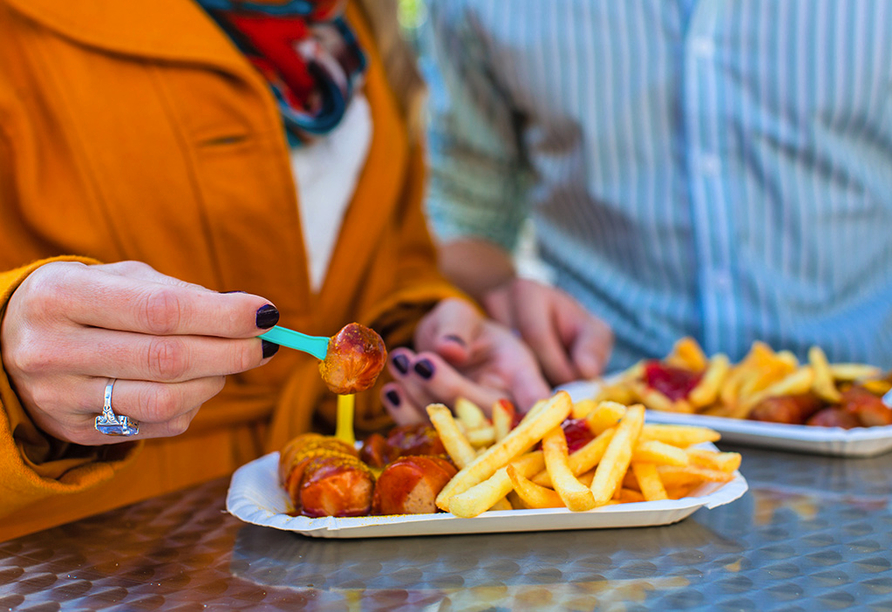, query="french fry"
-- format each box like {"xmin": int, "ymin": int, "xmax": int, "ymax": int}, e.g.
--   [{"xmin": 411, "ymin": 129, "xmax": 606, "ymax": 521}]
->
[
  {"xmin": 506, "ymin": 490, "xmax": 526, "ymax": 510},
  {"xmin": 593, "ymin": 381, "xmax": 637, "ymax": 405},
  {"xmin": 447, "ymin": 452, "xmax": 545, "ymax": 518},
  {"xmin": 590, "ymin": 404, "xmax": 645, "ymax": 506},
  {"xmin": 863, "ymin": 379, "xmax": 892, "ymax": 396},
  {"xmin": 657, "ymin": 464, "xmax": 735, "ymax": 484},
  {"xmin": 436, "ymin": 391, "xmax": 572, "ymax": 510},
  {"xmin": 426, "ymin": 404, "xmax": 477, "ymax": 468},
  {"xmin": 631, "ymin": 381, "xmax": 694, "ymax": 413},
  {"xmin": 776, "ymin": 350, "xmax": 800, "ymax": 369},
  {"xmin": 571, "ymin": 398, "xmax": 598, "ymax": 420},
  {"xmin": 427, "ymin": 403, "xmax": 517, "ymax": 512},
  {"xmin": 520, "ymin": 399, "xmax": 548, "ymax": 422},
  {"xmin": 699, "ymin": 403, "xmax": 738, "ymax": 418},
  {"xmin": 666, "ymin": 485, "xmax": 695, "ymax": 500},
  {"xmin": 466, "ymin": 425, "xmax": 496, "ymax": 448},
  {"xmin": 632, "ymin": 439, "xmax": 689, "ymax": 467},
  {"xmin": 737, "ymin": 365, "xmax": 815, "ymax": 417},
  {"xmin": 532, "ymin": 428, "xmax": 616, "ymax": 487},
  {"xmin": 828, "ymin": 363, "xmax": 883, "ymax": 382},
  {"xmin": 430, "ymin": 386, "xmax": 737, "ymax": 517},
  {"xmin": 631, "ymin": 462, "xmax": 668, "ymax": 501},
  {"xmin": 621, "ymin": 470, "xmax": 640, "ymax": 491},
  {"xmin": 639, "ymin": 423, "xmax": 721, "ymax": 447},
  {"xmin": 685, "ymin": 448, "xmax": 742, "ymax": 473},
  {"xmin": 542, "ymin": 427, "xmax": 596, "ymax": 512},
  {"xmin": 507, "ymin": 465, "xmax": 564, "ymax": 509},
  {"xmin": 719, "ymin": 366, "xmax": 746, "ymax": 410},
  {"xmin": 688, "ymin": 353, "xmax": 730, "ymax": 408},
  {"xmin": 618, "ymin": 488, "xmax": 646, "ymax": 503},
  {"xmin": 492, "ymin": 400, "xmax": 515, "ymax": 442},
  {"xmin": 454, "ymin": 397, "xmax": 487, "ymax": 430},
  {"xmin": 808, "ymin": 346, "xmax": 842, "ymax": 403},
  {"xmin": 577, "ymin": 470, "xmax": 596, "ymax": 486},
  {"xmin": 722, "ymin": 341, "xmax": 785, "ymax": 408},
  {"xmin": 665, "ymin": 337, "xmax": 709, "ymax": 372},
  {"xmin": 585, "ymin": 401, "xmax": 627, "ymax": 434},
  {"xmin": 654, "ymin": 469, "xmax": 702, "ymax": 490}
]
